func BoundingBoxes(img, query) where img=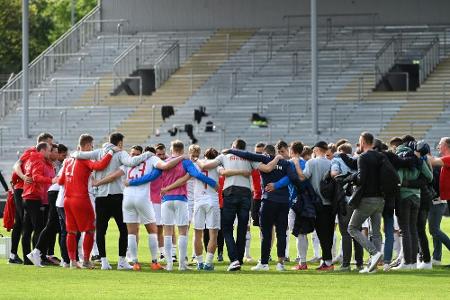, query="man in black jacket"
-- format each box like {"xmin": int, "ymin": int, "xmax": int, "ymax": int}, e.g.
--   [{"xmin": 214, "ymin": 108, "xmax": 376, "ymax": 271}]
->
[
  {"xmin": 347, "ymin": 132, "xmax": 385, "ymax": 273},
  {"xmin": 339, "ymin": 137, "xmax": 419, "ymax": 271}
]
